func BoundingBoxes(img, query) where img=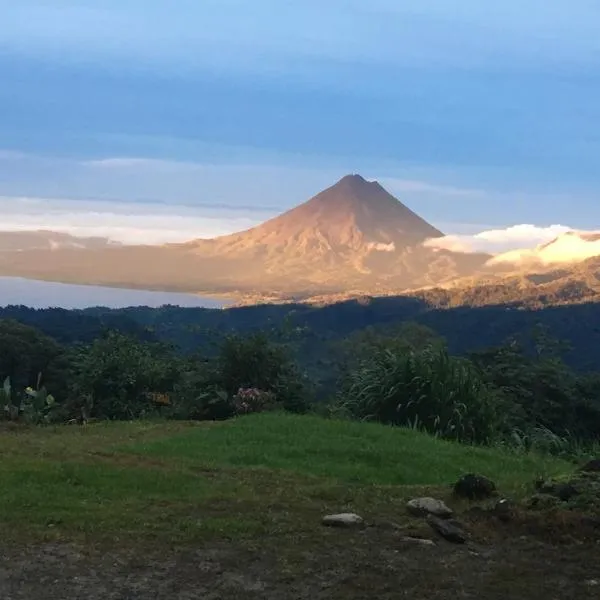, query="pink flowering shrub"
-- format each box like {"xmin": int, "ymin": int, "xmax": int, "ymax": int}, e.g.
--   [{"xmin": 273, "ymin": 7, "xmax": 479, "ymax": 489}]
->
[{"xmin": 232, "ymin": 387, "xmax": 276, "ymax": 415}]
